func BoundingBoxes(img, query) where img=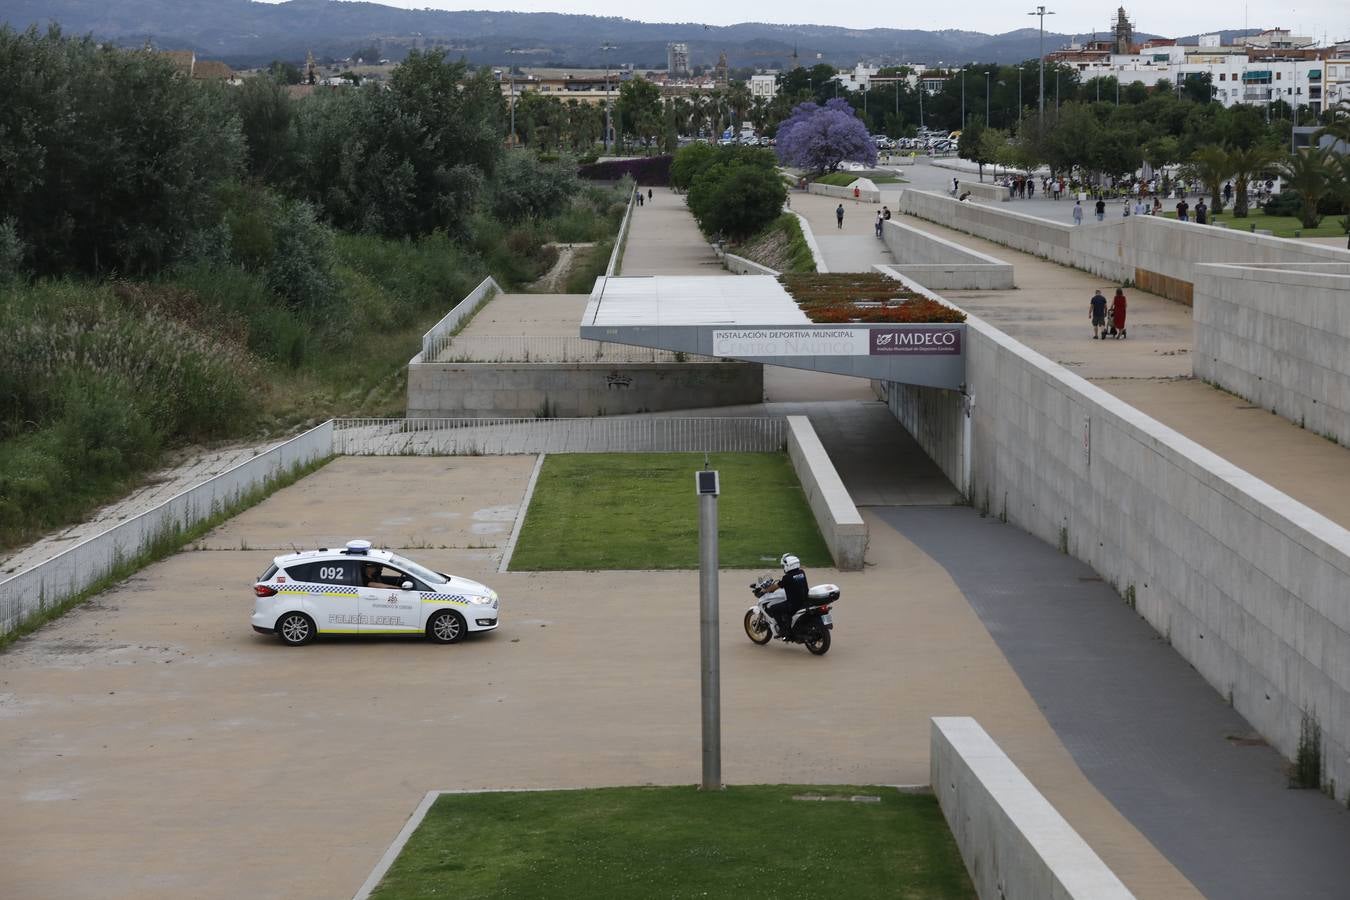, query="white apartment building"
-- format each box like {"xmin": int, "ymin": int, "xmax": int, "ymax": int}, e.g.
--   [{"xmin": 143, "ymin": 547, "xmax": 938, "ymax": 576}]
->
[
  {"xmin": 749, "ymin": 73, "xmax": 778, "ymax": 100},
  {"xmin": 1073, "ymin": 40, "xmax": 1332, "ymax": 116}
]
